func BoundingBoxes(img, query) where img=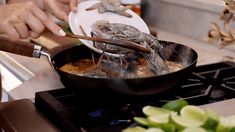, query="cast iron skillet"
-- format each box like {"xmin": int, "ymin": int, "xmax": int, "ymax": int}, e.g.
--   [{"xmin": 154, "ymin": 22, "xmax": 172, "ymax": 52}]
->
[
  {"xmin": 51, "ymin": 41, "xmax": 198, "ymax": 95},
  {"xmin": 0, "ymin": 37, "xmax": 197, "ymax": 96}
]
